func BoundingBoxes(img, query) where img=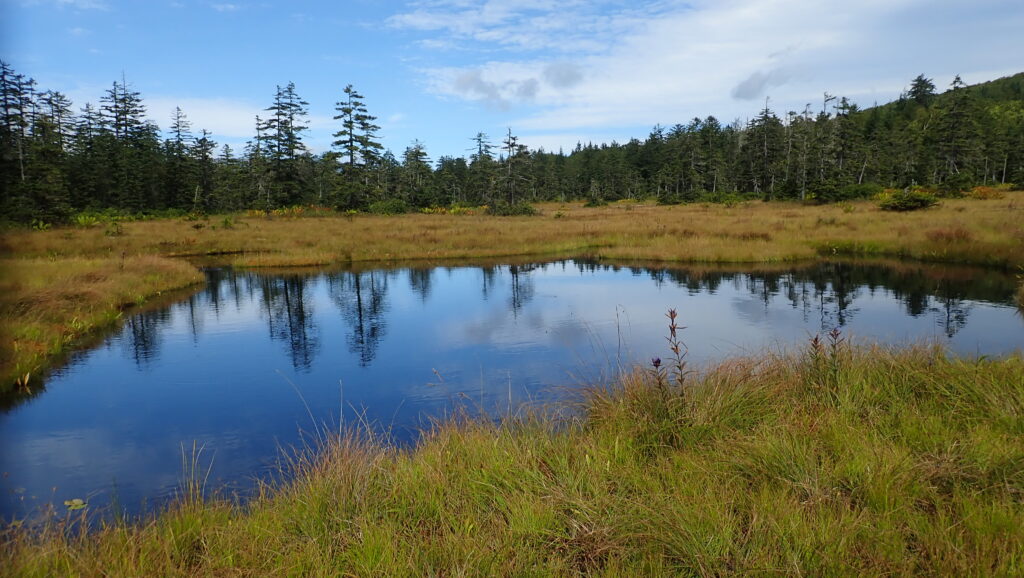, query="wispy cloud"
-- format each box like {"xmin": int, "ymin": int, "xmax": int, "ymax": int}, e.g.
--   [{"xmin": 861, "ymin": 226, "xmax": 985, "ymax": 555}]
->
[
  {"xmin": 388, "ymin": 0, "xmax": 668, "ymax": 53},
  {"xmin": 211, "ymin": 3, "xmax": 240, "ymax": 12},
  {"xmin": 731, "ymin": 68, "xmax": 791, "ymax": 100},
  {"xmin": 394, "ymin": 0, "xmax": 1024, "ymax": 145},
  {"xmin": 426, "ymin": 61, "xmax": 586, "ymax": 110},
  {"xmin": 28, "ymin": 0, "xmax": 110, "ymax": 10},
  {"xmin": 59, "ymin": 0, "xmax": 108, "ymax": 9},
  {"xmin": 147, "ymin": 96, "xmax": 263, "ymax": 138}
]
